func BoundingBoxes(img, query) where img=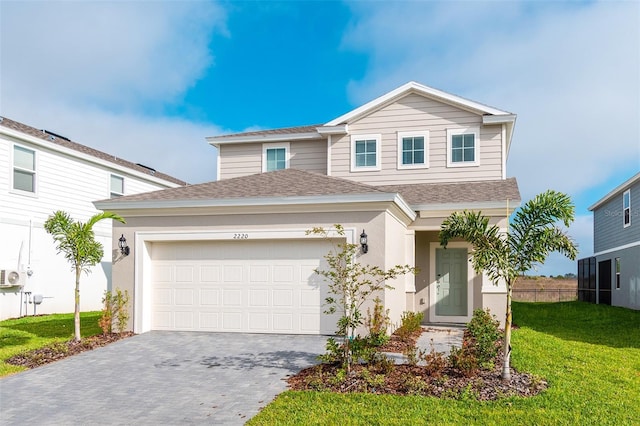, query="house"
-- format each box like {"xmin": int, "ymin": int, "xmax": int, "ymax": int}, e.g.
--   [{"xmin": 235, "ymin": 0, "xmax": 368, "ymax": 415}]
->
[
  {"xmin": 578, "ymin": 172, "xmax": 640, "ymax": 310},
  {"xmin": 0, "ymin": 117, "xmax": 187, "ymax": 320},
  {"xmin": 94, "ymin": 81, "xmax": 521, "ymax": 335}
]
